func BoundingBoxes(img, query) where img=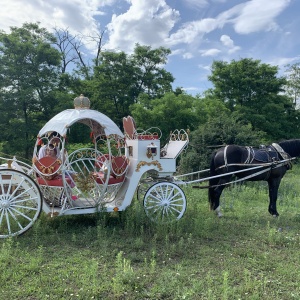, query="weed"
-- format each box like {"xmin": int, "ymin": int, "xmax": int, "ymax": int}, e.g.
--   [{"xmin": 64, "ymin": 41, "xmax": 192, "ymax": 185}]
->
[{"xmin": 1, "ymin": 166, "xmax": 300, "ymax": 299}]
